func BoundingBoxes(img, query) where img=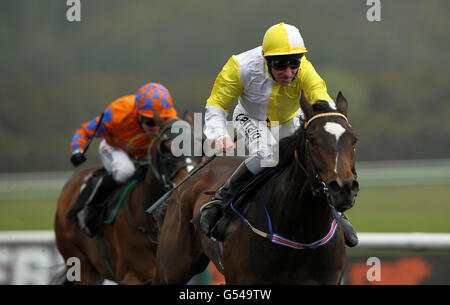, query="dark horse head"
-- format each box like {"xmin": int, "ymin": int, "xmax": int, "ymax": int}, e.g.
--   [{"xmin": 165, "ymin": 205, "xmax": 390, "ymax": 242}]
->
[
  {"xmin": 146, "ymin": 114, "xmax": 199, "ymax": 190},
  {"xmin": 288, "ymin": 91, "xmax": 359, "ymax": 212}
]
